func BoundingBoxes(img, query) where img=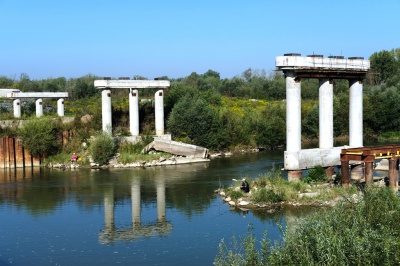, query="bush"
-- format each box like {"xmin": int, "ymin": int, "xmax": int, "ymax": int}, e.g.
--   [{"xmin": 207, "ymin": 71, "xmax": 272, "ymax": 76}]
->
[
  {"xmin": 303, "ymin": 165, "xmax": 327, "ymax": 183},
  {"xmin": 88, "ymin": 131, "xmax": 116, "ymax": 165},
  {"xmin": 215, "ymin": 187, "xmax": 400, "ymax": 266},
  {"xmin": 252, "ymin": 187, "xmax": 286, "ymax": 203}
]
